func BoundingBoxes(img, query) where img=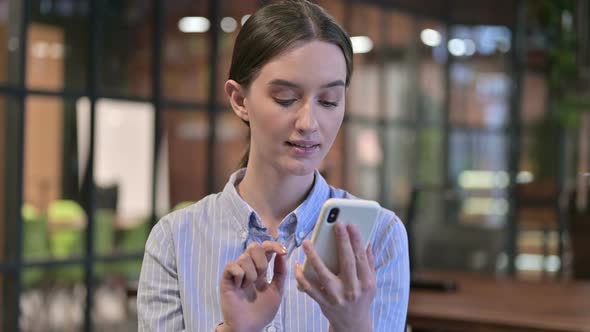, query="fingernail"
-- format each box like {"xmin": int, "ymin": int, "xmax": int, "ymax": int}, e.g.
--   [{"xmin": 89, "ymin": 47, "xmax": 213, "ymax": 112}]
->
[{"xmin": 281, "ymin": 246, "xmax": 287, "ymax": 254}]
